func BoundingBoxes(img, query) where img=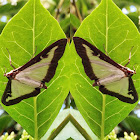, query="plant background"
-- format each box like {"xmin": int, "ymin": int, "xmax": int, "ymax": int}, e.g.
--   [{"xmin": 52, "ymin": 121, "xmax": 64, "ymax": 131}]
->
[{"xmin": 0, "ymin": 0, "xmax": 140, "ymax": 139}]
